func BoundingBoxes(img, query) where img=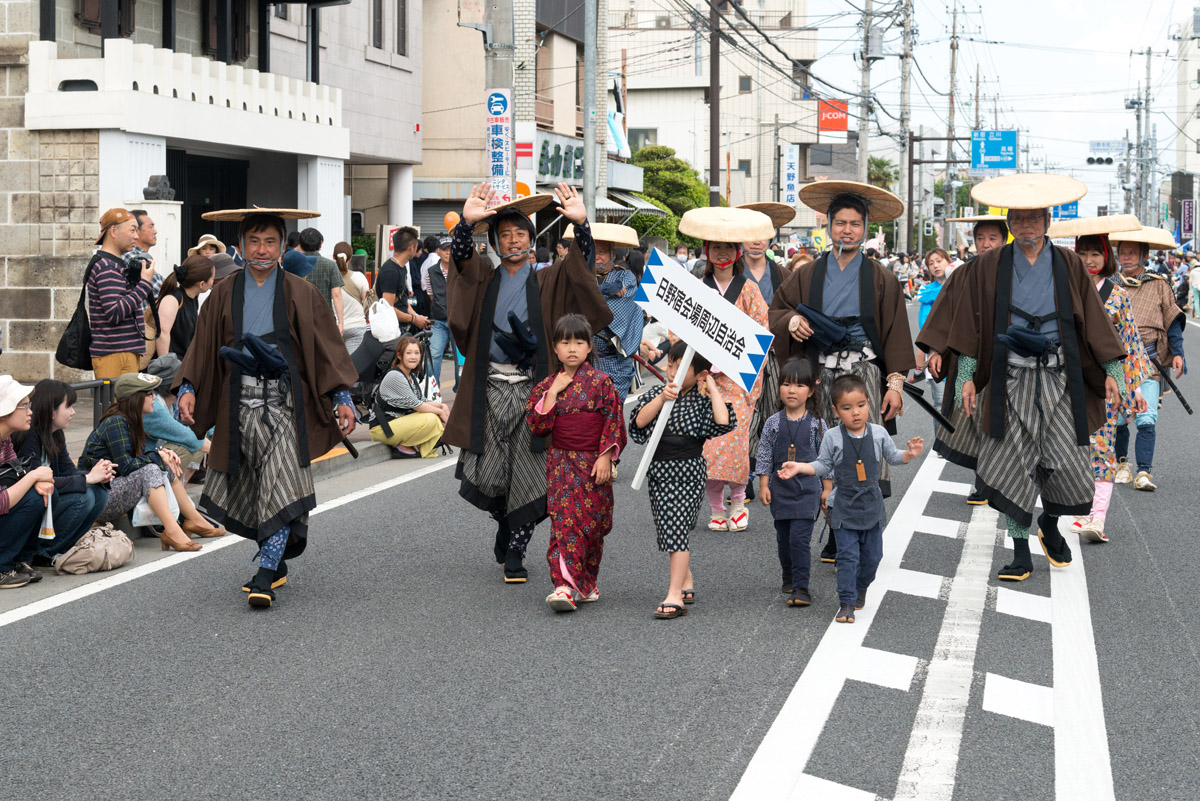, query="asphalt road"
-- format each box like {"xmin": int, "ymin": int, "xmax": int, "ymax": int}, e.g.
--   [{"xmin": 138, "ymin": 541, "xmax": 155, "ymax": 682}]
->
[{"xmin": 1, "ymin": 310, "xmax": 1198, "ymax": 801}]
